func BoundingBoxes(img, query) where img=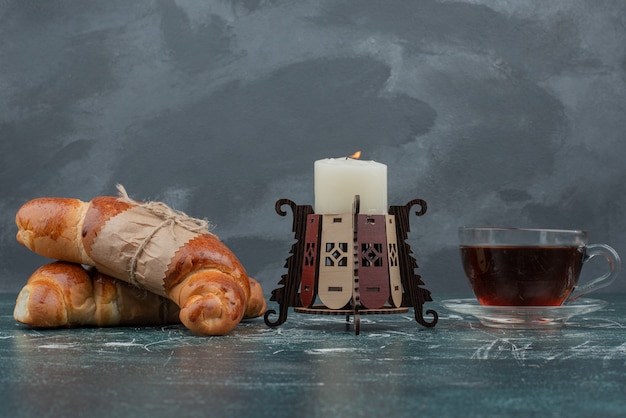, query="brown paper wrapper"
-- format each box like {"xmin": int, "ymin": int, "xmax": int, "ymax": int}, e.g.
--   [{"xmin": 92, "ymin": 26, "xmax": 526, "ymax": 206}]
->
[{"xmin": 89, "ymin": 201, "xmax": 207, "ymax": 297}]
